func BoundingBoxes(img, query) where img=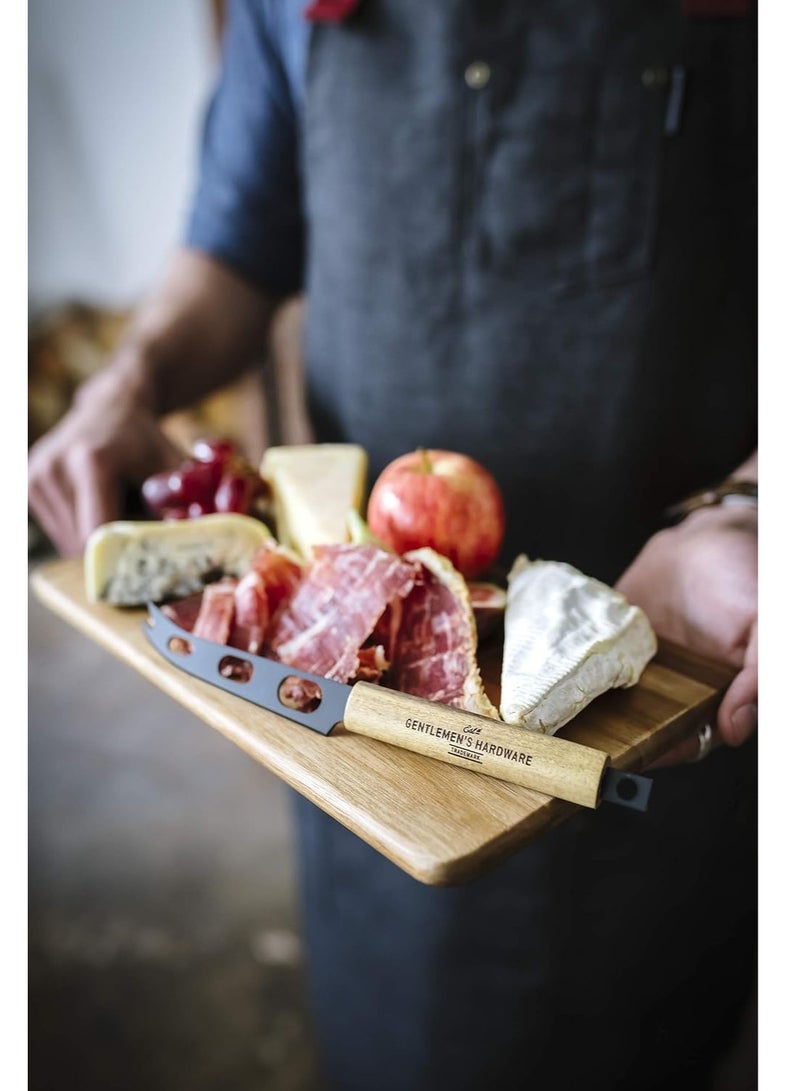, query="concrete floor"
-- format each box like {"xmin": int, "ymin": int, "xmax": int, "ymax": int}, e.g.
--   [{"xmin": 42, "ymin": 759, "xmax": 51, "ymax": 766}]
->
[{"xmin": 28, "ymin": 551, "xmax": 319, "ymax": 1091}]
